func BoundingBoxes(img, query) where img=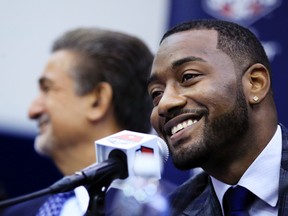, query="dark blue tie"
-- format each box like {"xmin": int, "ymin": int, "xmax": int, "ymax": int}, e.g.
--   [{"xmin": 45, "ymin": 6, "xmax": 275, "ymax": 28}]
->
[{"xmin": 223, "ymin": 186, "xmax": 256, "ymax": 216}]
